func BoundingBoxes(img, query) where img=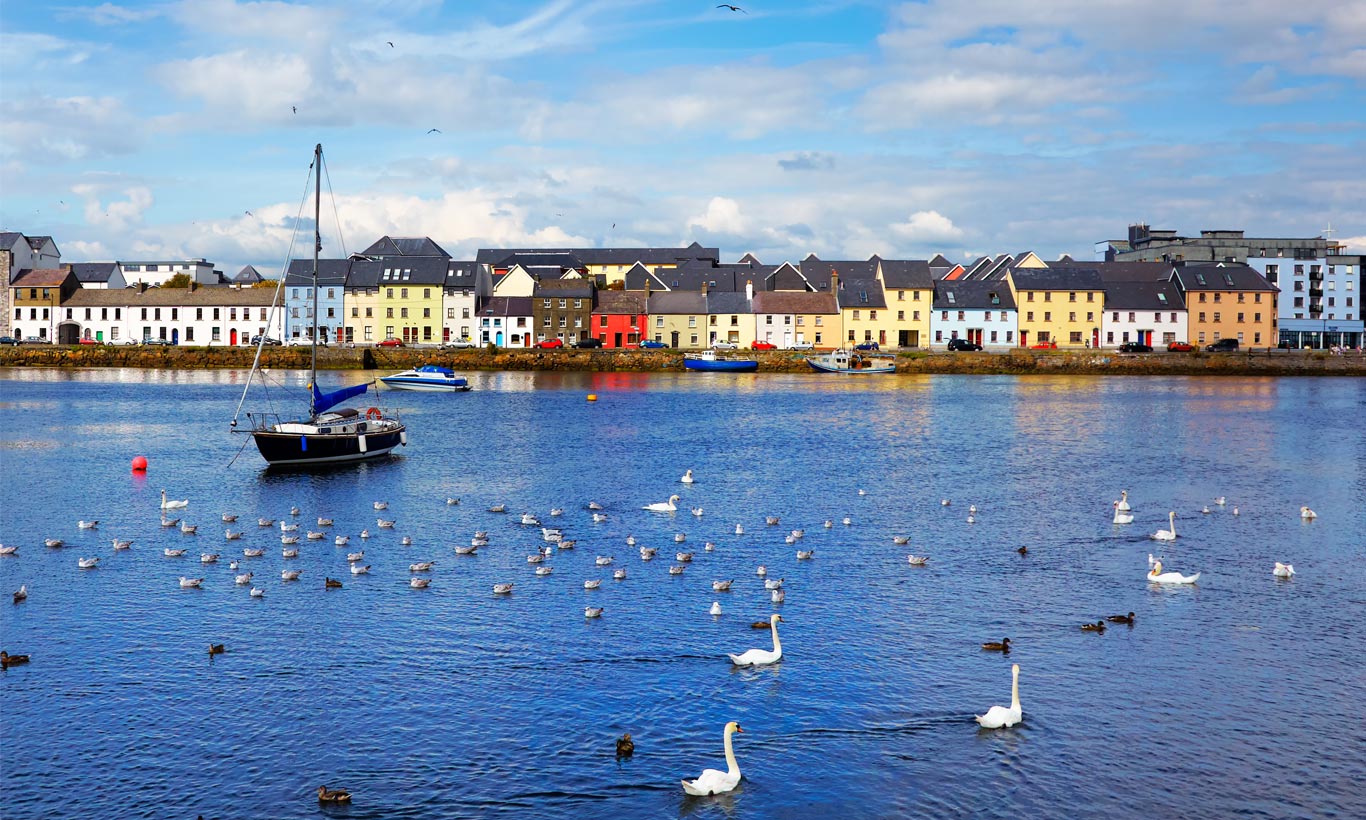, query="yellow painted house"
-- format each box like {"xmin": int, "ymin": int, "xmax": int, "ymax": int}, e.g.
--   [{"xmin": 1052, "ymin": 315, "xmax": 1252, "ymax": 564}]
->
[
  {"xmin": 375, "ymin": 258, "xmax": 446, "ymax": 344},
  {"xmin": 1006, "ymin": 267, "xmax": 1106, "ymax": 348},
  {"xmin": 647, "ymin": 290, "xmax": 708, "ymax": 349},
  {"xmin": 876, "ymin": 260, "xmax": 935, "ymax": 348}
]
